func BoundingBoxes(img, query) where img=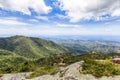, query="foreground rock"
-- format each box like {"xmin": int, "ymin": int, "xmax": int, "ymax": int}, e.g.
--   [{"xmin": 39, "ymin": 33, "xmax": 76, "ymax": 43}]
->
[
  {"xmin": 0, "ymin": 72, "xmax": 32, "ymax": 80},
  {"xmin": 1, "ymin": 61, "xmax": 120, "ymax": 80}
]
